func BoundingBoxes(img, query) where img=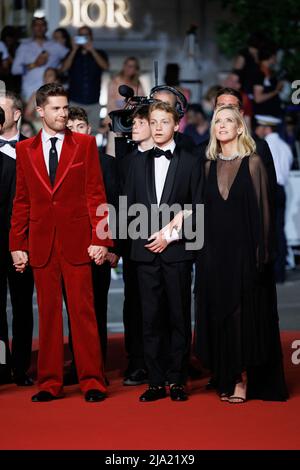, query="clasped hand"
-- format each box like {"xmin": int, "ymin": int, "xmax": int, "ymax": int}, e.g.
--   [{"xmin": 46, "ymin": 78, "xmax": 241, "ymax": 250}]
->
[{"xmin": 88, "ymin": 245, "xmax": 108, "ymax": 265}]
